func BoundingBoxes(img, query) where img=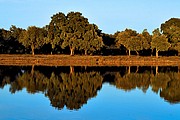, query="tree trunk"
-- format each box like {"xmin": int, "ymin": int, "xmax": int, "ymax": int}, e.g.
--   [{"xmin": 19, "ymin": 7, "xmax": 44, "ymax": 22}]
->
[
  {"xmin": 151, "ymin": 49, "xmax": 153, "ymax": 56},
  {"xmin": 156, "ymin": 50, "xmax": 159, "ymax": 58},
  {"xmin": 70, "ymin": 48, "xmax": 74, "ymax": 56},
  {"xmin": 31, "ymin": 45, "xmax": 35, "ymax": 56},
  {"xmin": 85, "ymin": 50, "xmax": 88, "ymax": 56},
  {"xmin": 136, "ymin": 51, "xmax": 139, "ymax": 56},
  {"xmin": 178, "ymin": 52, "xmax": 180, "ymax": 56},
  {"xmin": 128, "ymin": 49, "xmax": 131, "ymax": 56}
]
